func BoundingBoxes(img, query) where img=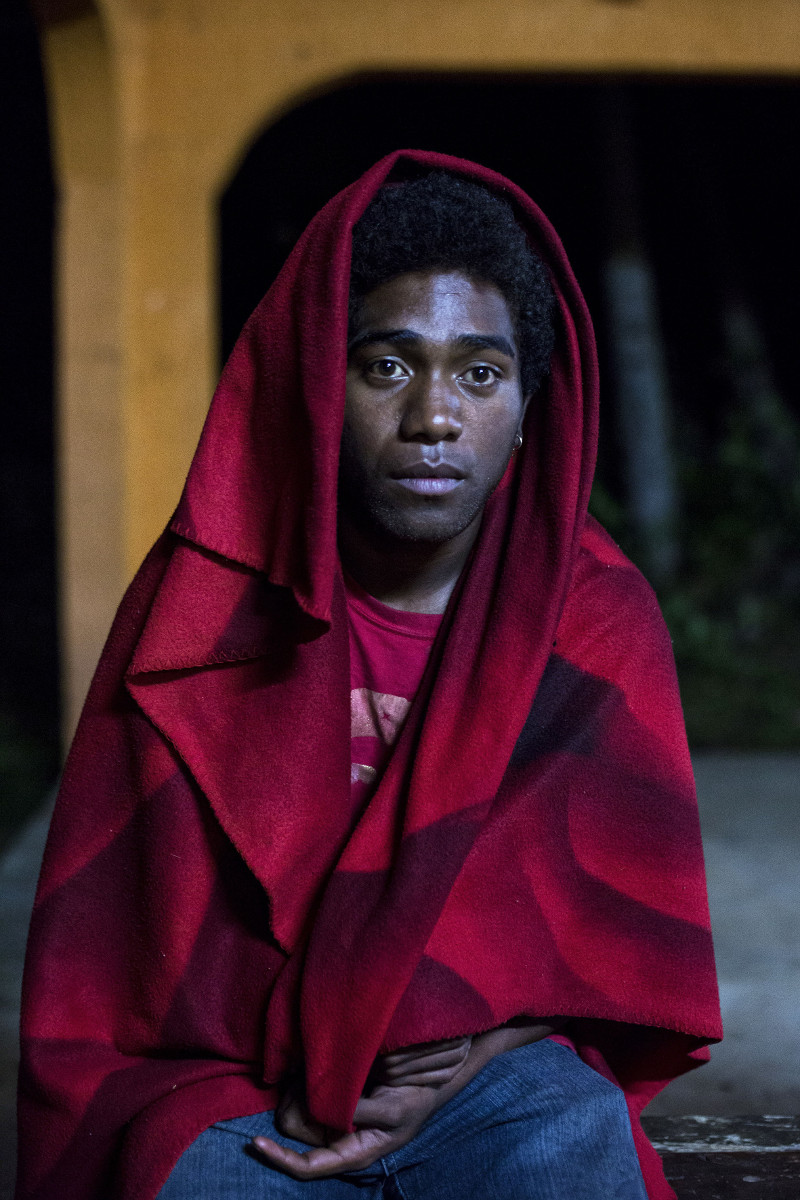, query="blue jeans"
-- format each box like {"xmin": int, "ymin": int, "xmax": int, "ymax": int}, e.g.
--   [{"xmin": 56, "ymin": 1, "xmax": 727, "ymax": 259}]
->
[{"xmin": 157, "ymin": 1039, "xmax": 648, "ymax": 1199}]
